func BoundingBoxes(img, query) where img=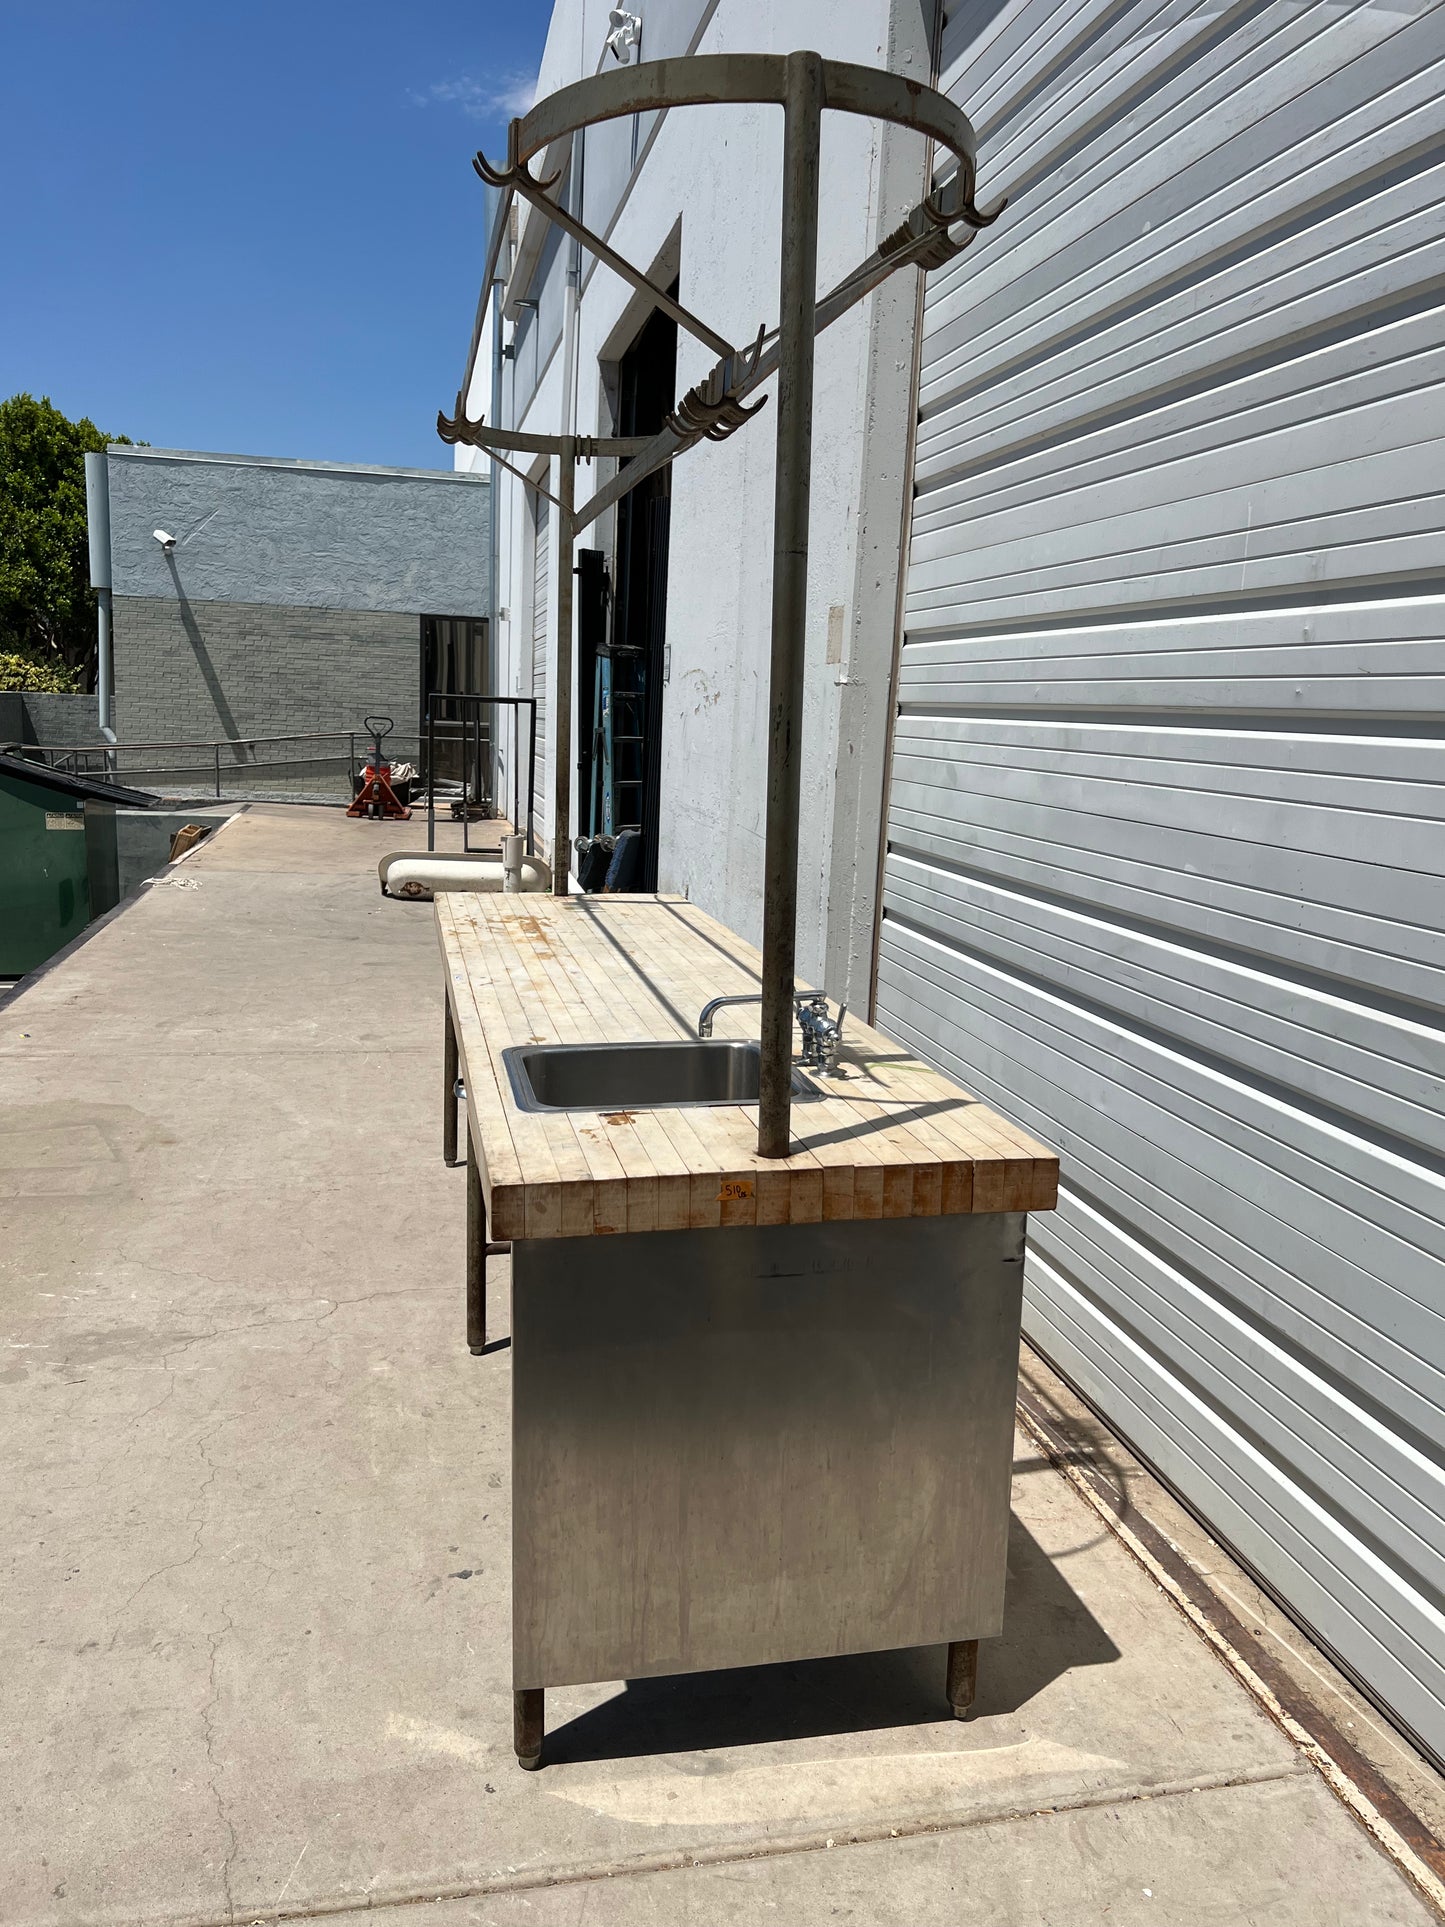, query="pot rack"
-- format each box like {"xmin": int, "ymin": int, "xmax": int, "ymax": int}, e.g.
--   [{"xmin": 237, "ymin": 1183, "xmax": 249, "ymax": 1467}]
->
[{"xmin": 438, "ymin": 50, "xmax": 1001, "ymax": 1159}]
